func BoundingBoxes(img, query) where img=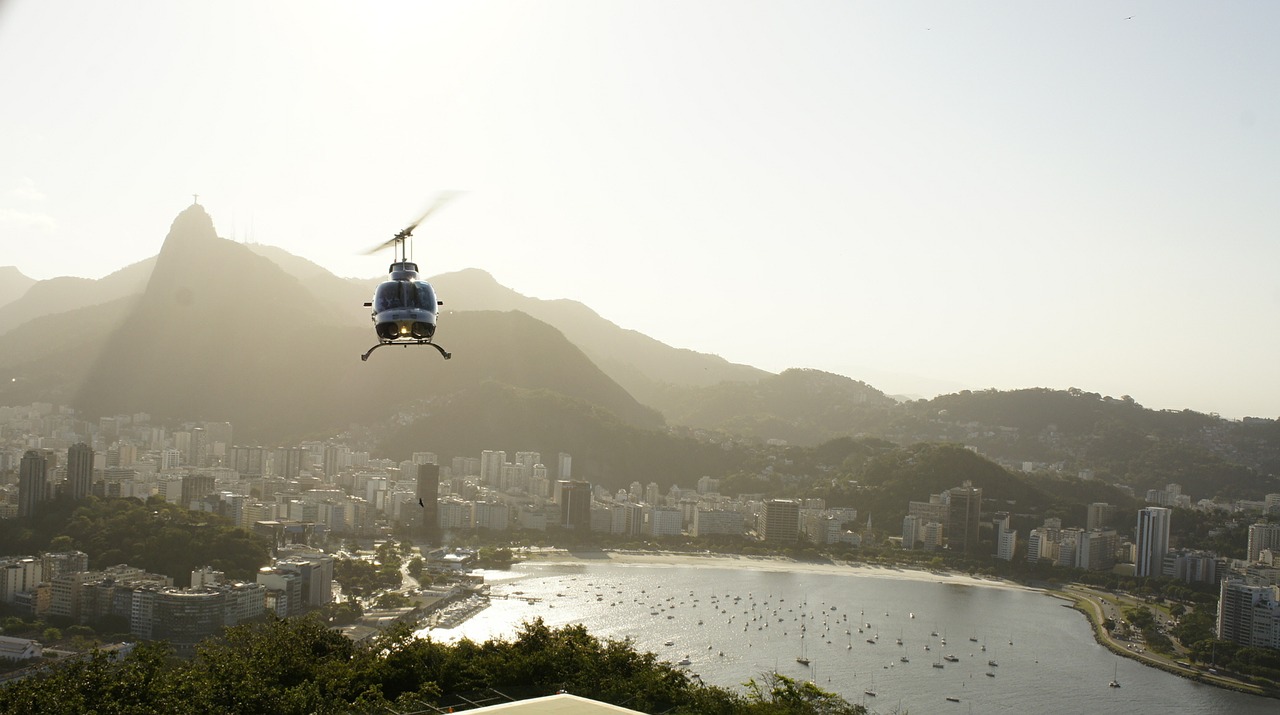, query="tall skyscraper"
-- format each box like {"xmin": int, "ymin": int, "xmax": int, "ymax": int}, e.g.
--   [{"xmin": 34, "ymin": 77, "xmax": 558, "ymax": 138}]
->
[
  {"xmin": 1135, "ymin": 506, "xmax": 1172, "ymax": 577},
  {"xmin": 761, "ymin": 499, "xmax": 800, "ymax": 544},
  {"xmin": 18, "ymin": 450, "xmax": 52, "ymax": 517},
  {"xmin": 558, "ymin": 480, "xmax": 592, "ymax": 530},
  {"xmin": 557, "ymin": 452, "xmax": 572, "ymax": 480},
  {"xmin": 417, "ymin": 463, "xmax": 440, "ymax": 542},
  {"xmin": 66, "ymin": 442, "xmax": 94, "ymax": 501},
  {"xmin": 189, "ymin": 427, "xmax": 207, "ymax": 467},
  {"xmin": 992, "ymin": 512, "xmax": 1016, "ymax": 561},
  {"xmin": 946, "ymin": 482, "xmax": 983, "ymax": 555}
]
